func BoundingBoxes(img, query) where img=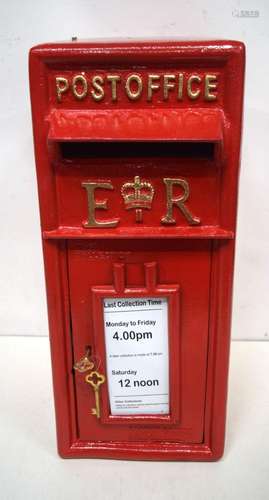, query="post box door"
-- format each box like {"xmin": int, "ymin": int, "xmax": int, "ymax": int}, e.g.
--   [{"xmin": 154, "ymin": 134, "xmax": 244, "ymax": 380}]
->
[{"xmin": 69, "ymin": 238, "xmax": 211, "ymax": 443}]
